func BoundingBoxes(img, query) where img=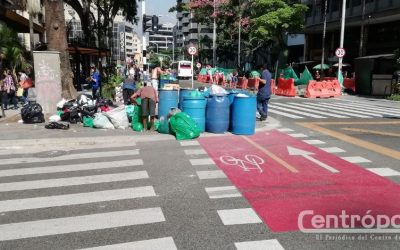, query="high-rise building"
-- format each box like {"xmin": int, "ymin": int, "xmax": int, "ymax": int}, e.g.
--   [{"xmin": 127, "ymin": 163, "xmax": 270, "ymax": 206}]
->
[
  {"xmin": 303, "ymin": 0, "xmax": 400, "ymax": 63},
  {"xmin": 176, "ymin": 0, "xmax": 213, "ymax": 49},
  {"xmin": 148, "ymin": 23, "xmax": 174, "ymax": 51}
]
